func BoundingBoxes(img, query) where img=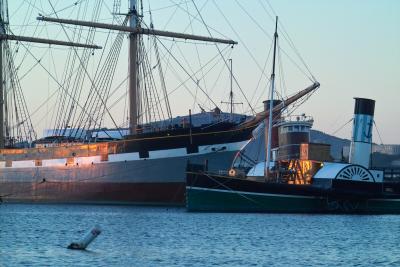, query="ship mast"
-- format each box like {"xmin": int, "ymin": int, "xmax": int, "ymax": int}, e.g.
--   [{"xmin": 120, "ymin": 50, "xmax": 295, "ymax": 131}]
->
[
  {"xmin": 265, "ymin": 16, "xmax": 278, "ymax": 178},
  {"xmin": 128, "ymin": 0, "xmax": 139, "ymax": 134},
  {"xmin": 229, "ymin": 58, "xmax": 233, "ymax": 115},
  {"xmin": 37, "ymin": 3, "xmax": 237, "ymax": 135},
  {"xmin": 221, "ymin": 58, "xmax": 242, "ymax": 120},
  {"xmin": 0, "ymin": 17, "xmax": 4, "ymax": 148}
]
